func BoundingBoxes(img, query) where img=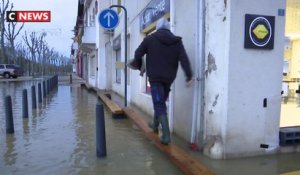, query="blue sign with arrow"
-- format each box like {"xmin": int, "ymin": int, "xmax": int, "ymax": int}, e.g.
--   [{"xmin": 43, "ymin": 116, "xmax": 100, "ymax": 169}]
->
[{"xmin": 98, "ymin": 9, "xmax": 119, "ymax": 30}]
